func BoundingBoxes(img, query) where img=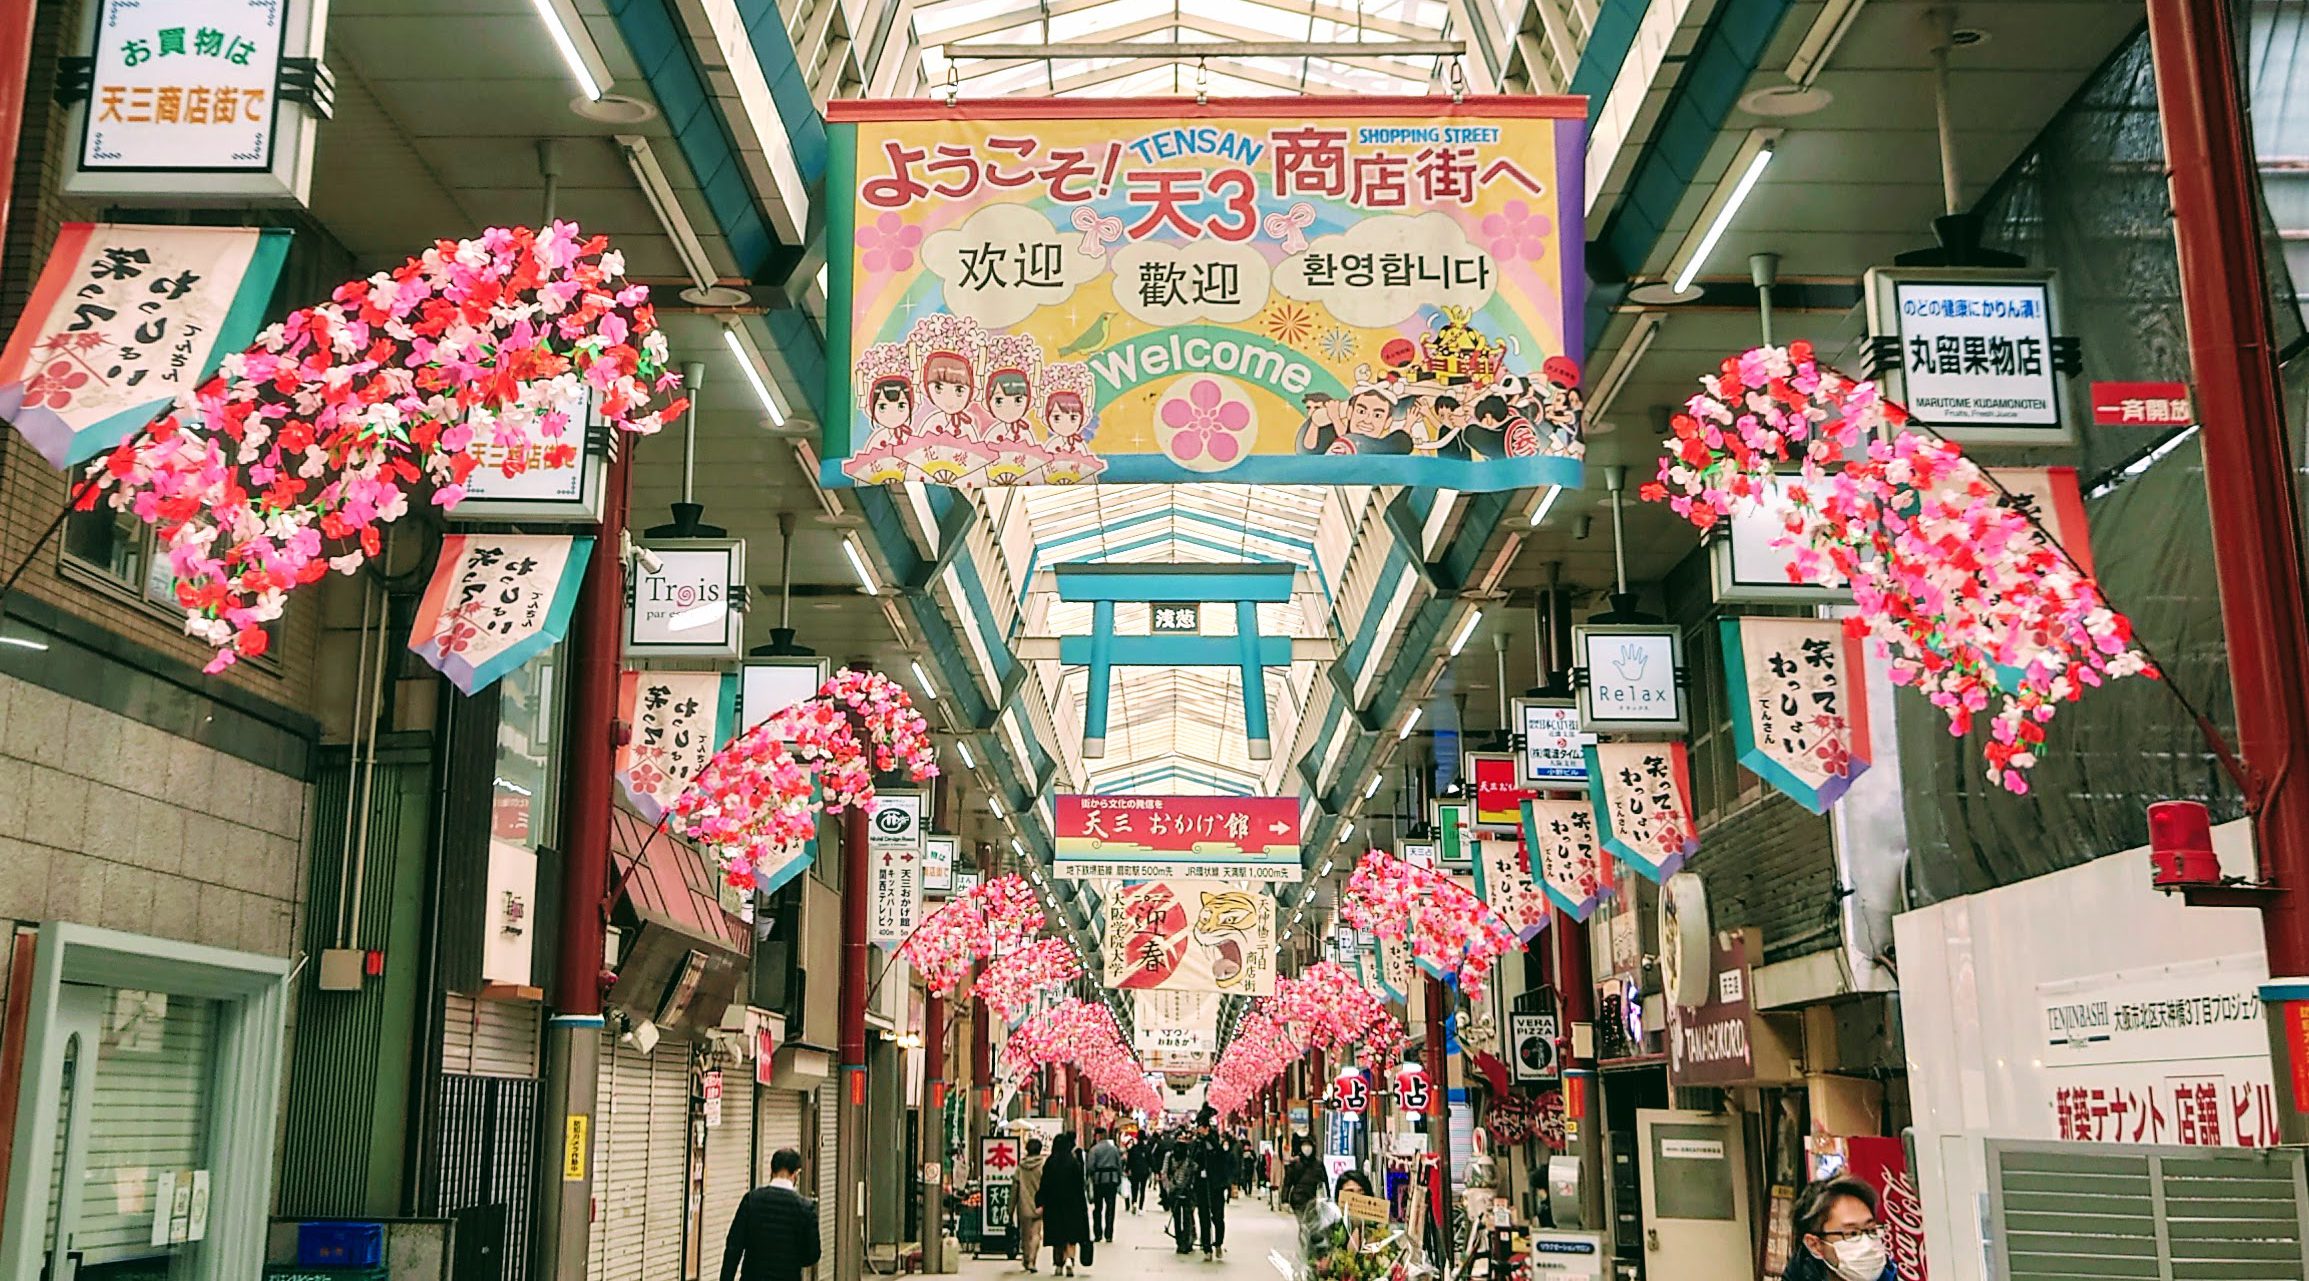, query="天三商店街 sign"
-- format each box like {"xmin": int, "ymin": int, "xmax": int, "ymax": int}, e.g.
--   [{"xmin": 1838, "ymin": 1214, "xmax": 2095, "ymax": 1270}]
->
[{"xmin": 824, "ymin": 97, "xmax": 1587, "ymax": 491}]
